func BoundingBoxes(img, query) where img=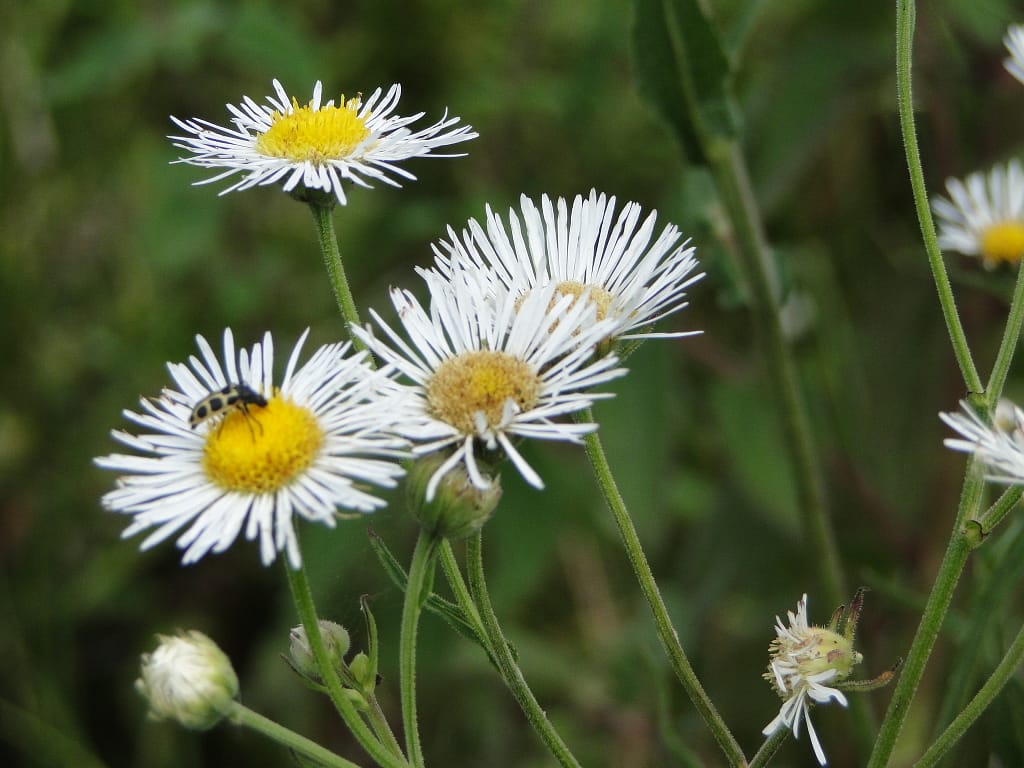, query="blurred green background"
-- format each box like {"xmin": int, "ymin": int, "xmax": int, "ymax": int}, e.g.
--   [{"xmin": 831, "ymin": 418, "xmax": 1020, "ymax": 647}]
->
[{"xmin": 5, "ymin": 0, "xmax": 1024, "ymax": 765}]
